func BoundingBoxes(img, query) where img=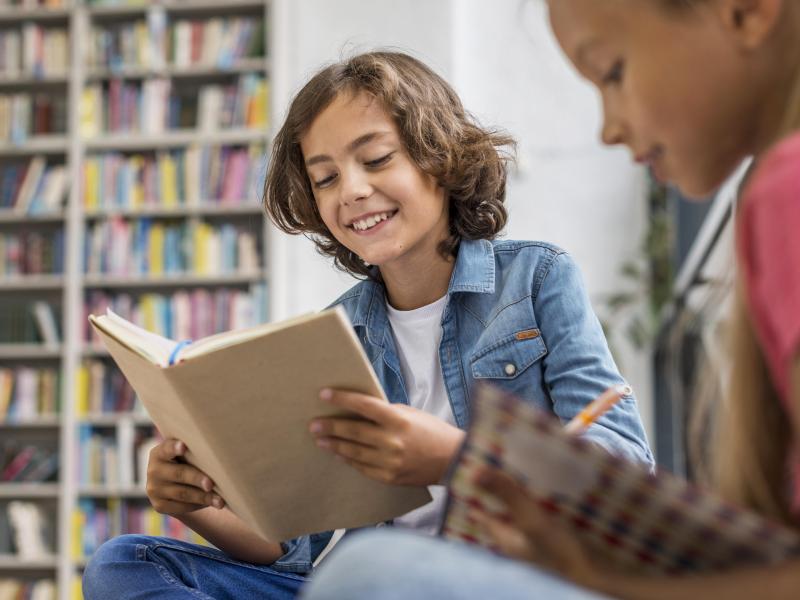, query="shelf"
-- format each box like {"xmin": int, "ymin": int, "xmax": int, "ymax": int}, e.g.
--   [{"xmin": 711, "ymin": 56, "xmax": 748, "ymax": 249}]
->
[
  {"xmin": 0, "ymin": 74, "xmax": 69, "ymax": 88},
  {"xmin": 84, "ymin": 203, "xmax": 264, "ymax": 219},
  {"xmin": 78, "ymin": 413, "xmax": 152, "ymax": 426},
  {"xmin": 0, "ymin": 483, "xmax": 60, "ymax": 499},
  {"xmin": 83, "ymin": 271, "xmax": 264, "ymax": 288},
  {"xmin": 0, "ymin": 416, "xmax": 61, "ymax": 429},
  {"xmin": 83, "ymin": 128, "xmax": 268, "ymax": 150},
  {"xmin": 0, "ymin": 274, "xmax": 65, "ymax": 291},
  {"xmin": 86, "ymin": 58, "xmax": 268, "ymax": 80},
  {"xmin": 0, "ymin": 555, "xmax": 58, "ymax": 570},
  {"xmin": 0, "ymin": 7, "xmax": 70, "ymax": 23},
  {"xmin": 0, "ymin": 211, "xmax": 65, "ymax": 225},
  {"xmin": 88, "ymin": 0, "xmax": 265, "ymax": 18},
  {"xmin": 0, "ymin": 135, "xmax": 69, "ymax": 155},
  {"xmin": 0, "ymin": 345, "xmax": 62, "ymax": 360},
  {"xmin": 78, "ymin": 485, "xmax": 147, "ymax": 498}
]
